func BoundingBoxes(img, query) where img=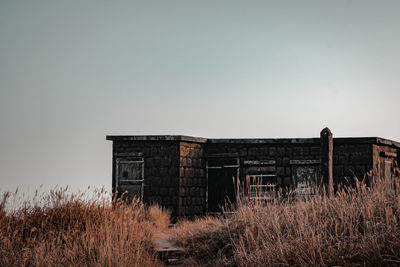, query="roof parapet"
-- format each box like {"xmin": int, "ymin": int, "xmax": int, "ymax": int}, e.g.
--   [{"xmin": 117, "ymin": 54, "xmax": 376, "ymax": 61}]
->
[{"xmin": 106, "ymin": 135, "xmax": 400, "ymax": 148}]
